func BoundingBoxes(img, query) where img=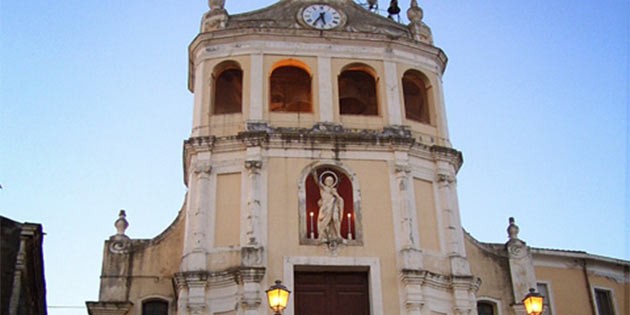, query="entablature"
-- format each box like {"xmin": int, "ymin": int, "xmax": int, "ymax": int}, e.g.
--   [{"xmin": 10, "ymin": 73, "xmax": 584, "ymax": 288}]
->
[{"xmin": 183, "ymin": 123, "xmax": 462, "ymax": 186}]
